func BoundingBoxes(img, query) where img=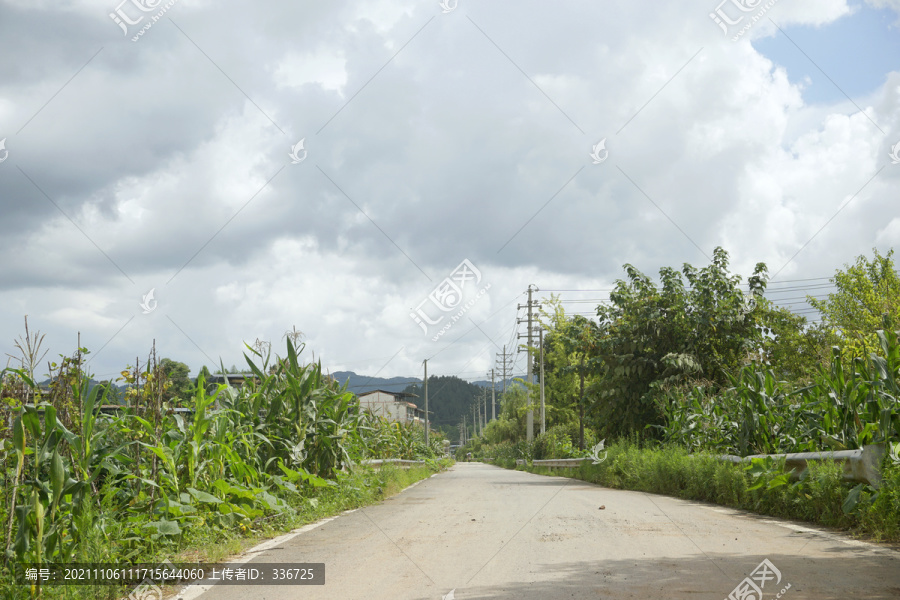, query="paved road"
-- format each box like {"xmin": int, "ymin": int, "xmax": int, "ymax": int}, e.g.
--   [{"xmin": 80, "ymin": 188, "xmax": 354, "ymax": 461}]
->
[{"xmin": 178, "ymin": 462, "xmax": 900, "ymax": 599}]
